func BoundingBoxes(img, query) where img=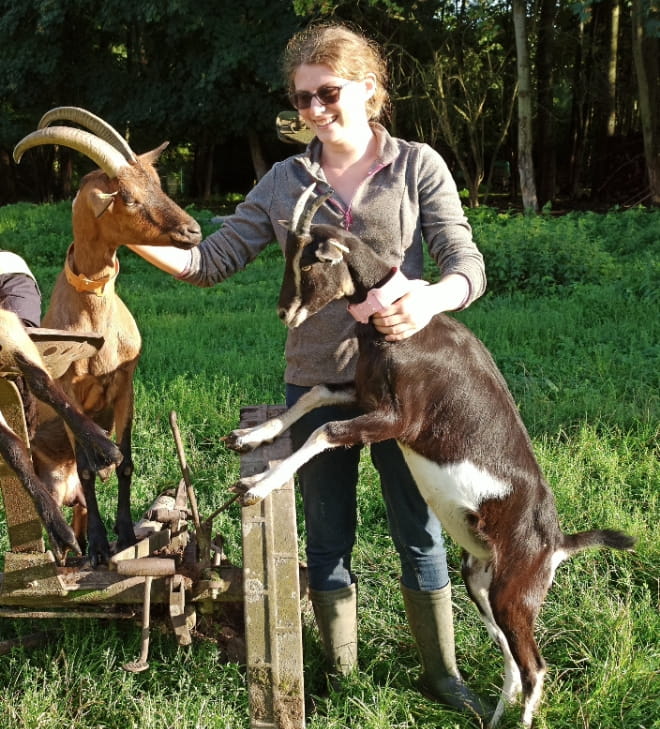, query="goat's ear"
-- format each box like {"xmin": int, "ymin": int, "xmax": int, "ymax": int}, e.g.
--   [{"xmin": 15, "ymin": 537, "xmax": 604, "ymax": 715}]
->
[
  {"xmin": 316, "ymin": 237, "xmax": 349, "ymax": 264},
  {"xmin": 89, "ymin": 189, "xmax": 118, "ymax": 218},
  {"xmin": 139, "ymin": 141, "xmax": 169, "ymax": 166},
  {"xmin": 276, "ymin": 219, "xmax": 291, "ymax": 231}
]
